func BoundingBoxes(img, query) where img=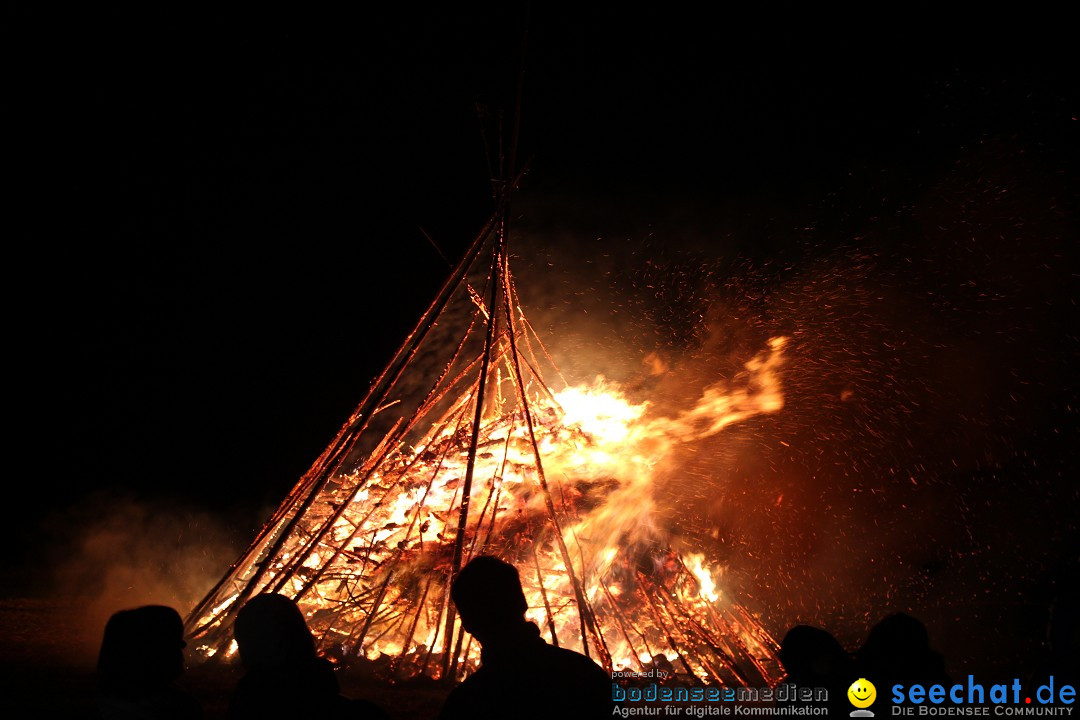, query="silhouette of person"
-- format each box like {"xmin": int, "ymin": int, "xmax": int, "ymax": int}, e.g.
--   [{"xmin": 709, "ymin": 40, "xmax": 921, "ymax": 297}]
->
[
  {"xmin": 437, "ymin": 555, "xmax": 612, "ymax": 720},
  {"xmin": 1036, "ymin": 538, "xmax": 1080, "ymax": 689},
  {"xmin": 857, "ymin": 613, "xmax": 950, "ymax": 702},
  {"xmin": 228, "ymin": 593, "xmax": 388, "ymax": 720},
  {"xmin": 96, "ymin": 604, "xmax": 202, "ymax": 720},
  {"xmin": 1047, "ymin": 578, "xmax": 1080, "ymax": 687},
  {"xmin": 777, "ymin": 625, "xmax": 856, "ymax": 718}
]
